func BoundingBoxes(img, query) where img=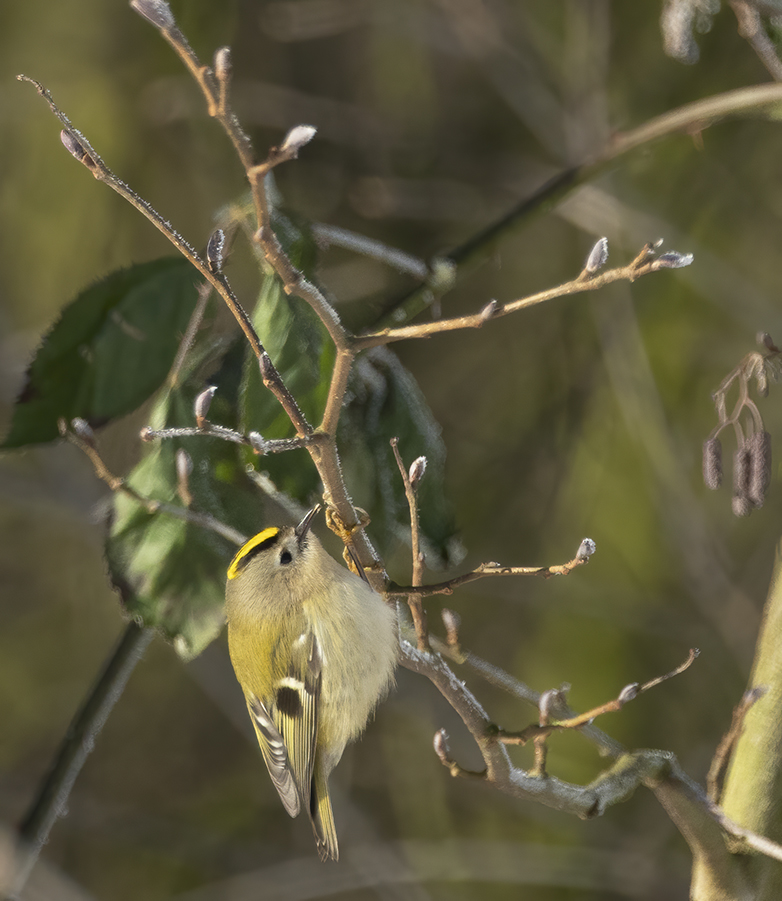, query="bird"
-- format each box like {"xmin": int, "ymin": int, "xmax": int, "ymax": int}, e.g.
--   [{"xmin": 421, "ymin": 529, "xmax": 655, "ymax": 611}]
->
[{"xmin": 224, "ymin": 506, "xmax": 397, "ymax": 860}]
